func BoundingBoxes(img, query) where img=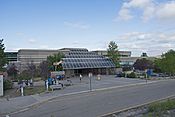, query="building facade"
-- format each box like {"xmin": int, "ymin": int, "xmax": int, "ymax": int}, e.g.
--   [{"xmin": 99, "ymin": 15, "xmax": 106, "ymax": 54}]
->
[
  {"xmin": 5, "ymin": 52, "xmax": 18, "ymax": 62},
  {"xmin": 61, "ymin": 48, "xmax": 116, "ymax": 77},
  {"xmin": 6, "ymin": 48, "xmax": 116, "ymax": 76},
  {"xmin": 92, "ymin": 50, "xmax": 133, "ymax": 66},
  {"xmin": 93, "ymin": 50, "xmax": 155, "ymax": 67},
  {"xmin": 5, "ymin": 49, "xmax": 156, "ymax": 73},
  {"xmin": 92, "ymin": 50, "xmax": 131, "ymax": 57},
  {"xmin": 6, "ymin": 48, "xmax": 155, "ymax": 77}
]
